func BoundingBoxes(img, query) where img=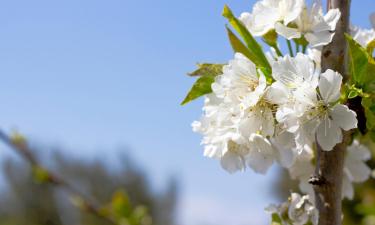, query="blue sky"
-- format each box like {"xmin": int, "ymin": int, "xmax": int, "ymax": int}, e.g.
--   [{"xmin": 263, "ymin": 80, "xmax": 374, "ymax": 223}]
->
[{"xmin": 0, "ymin": 1, "xmax": 373, "ymax": 225}]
